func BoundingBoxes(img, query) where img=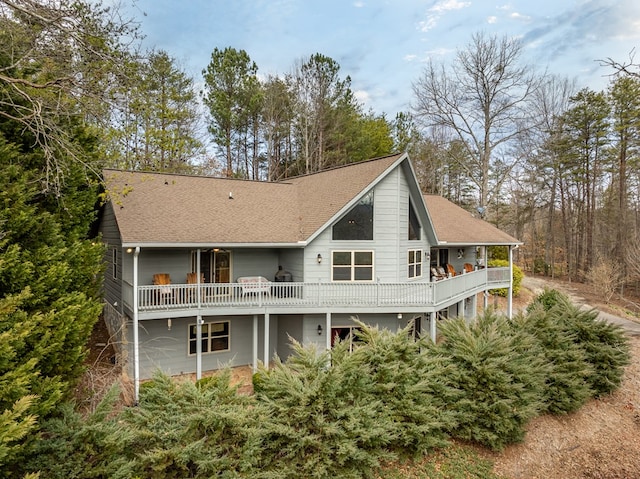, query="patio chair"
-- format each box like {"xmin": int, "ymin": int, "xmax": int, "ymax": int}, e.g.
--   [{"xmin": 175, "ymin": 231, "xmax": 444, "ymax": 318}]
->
[
  {"xmin": 431, "ymin": 266, "xmax": 447, "ymax": 281},
  {"xmin": 463, "ymin": 263, "xmax": 474, "ymax": 273},
  {"xmin": 446, "ymin": 264, "xmax": 456, "ymax": 277},
  {"xmin": 152, "ymin": 273, "xmax": 172, "ymax": 303}
]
